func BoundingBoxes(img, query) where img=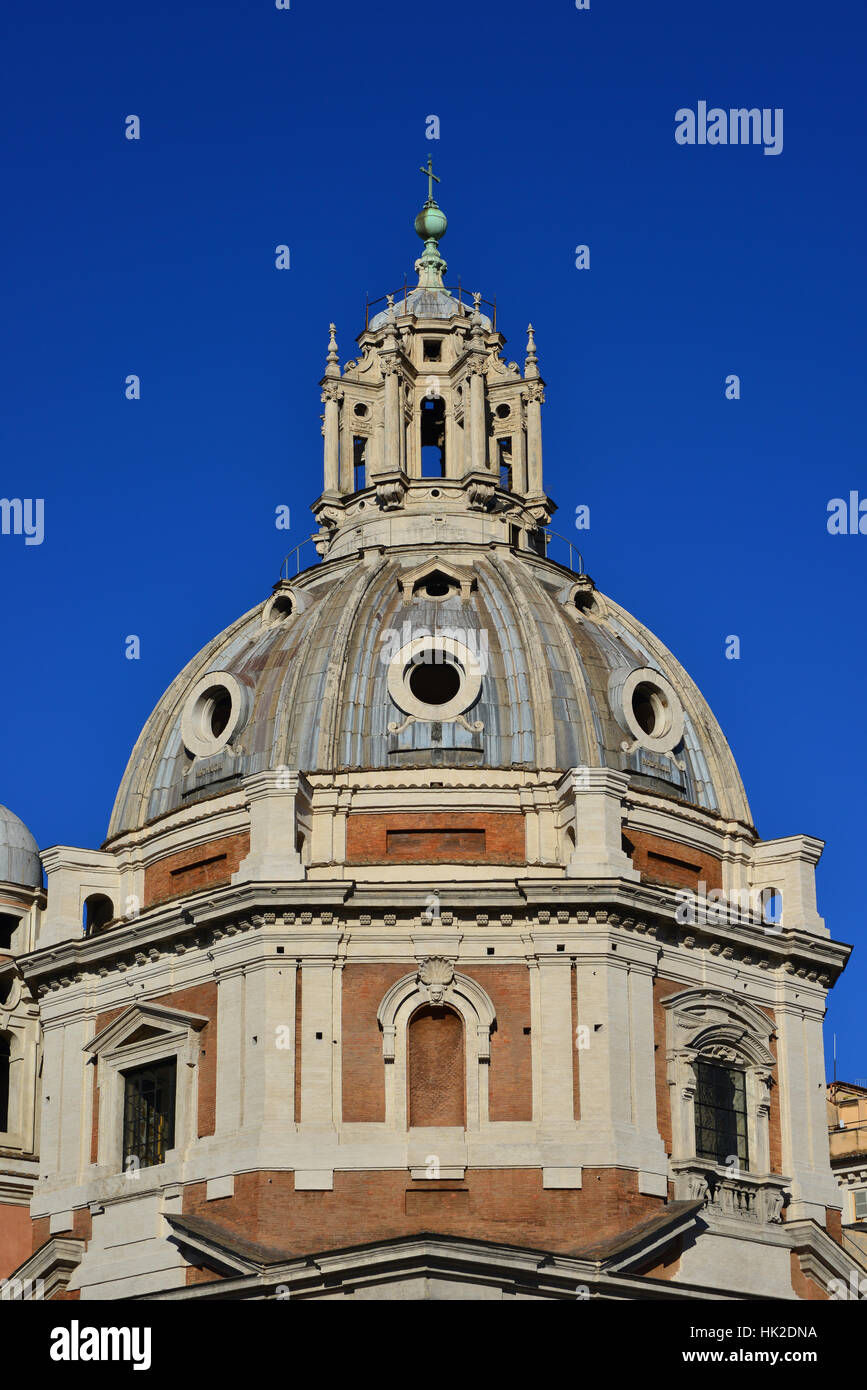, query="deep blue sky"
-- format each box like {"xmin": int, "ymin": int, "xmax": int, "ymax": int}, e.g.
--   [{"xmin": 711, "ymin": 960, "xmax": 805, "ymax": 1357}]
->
[{"xmin": 1, "ymin": 0, "xmax": 864, "ymax": 1077}]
